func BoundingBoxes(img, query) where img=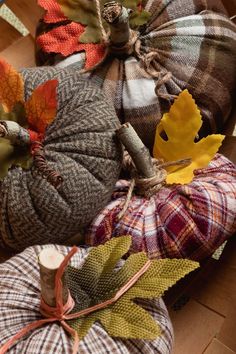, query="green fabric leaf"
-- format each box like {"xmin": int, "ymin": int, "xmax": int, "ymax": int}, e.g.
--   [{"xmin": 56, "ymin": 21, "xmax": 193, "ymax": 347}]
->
[
  {"xmin": 56, "ymin": 0, "xmax": 151, "ymax": 43},
  {"xmin": 0, "ymin": 138, "xmax": 32, "ymax": 179},
  {"xmin": 0, "ymin": 103, "xmax": 31, "ymax": 179},
  {"xmin": 99, "ymin": 300, "xmax": 161, "ymax": 339},
  {"xmin": 129, "ymin": 10, "xmax": 151, "ymax": 28},
  {"xmin": 67, "ymin": 236, "xmax": 199, "ymax": 340}
]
